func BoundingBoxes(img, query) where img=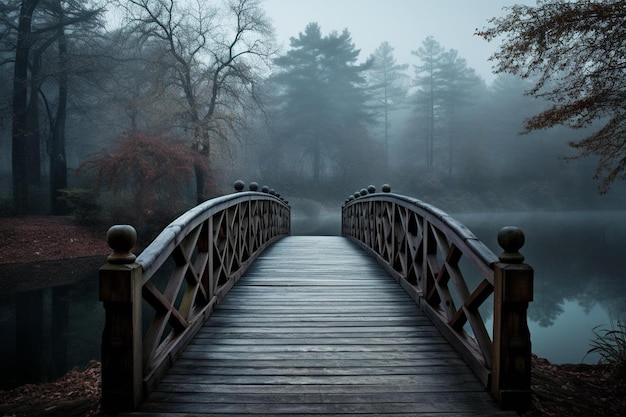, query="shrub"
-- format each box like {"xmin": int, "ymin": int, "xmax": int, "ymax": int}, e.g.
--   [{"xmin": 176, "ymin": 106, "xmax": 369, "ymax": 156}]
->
[
  {"xmin": 78, "ymin": 131, "xmax": 212, "ymax": 242},
  {"xmin": 59, "ymin": 188, "xmax": 101, "ymax": 225}
]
